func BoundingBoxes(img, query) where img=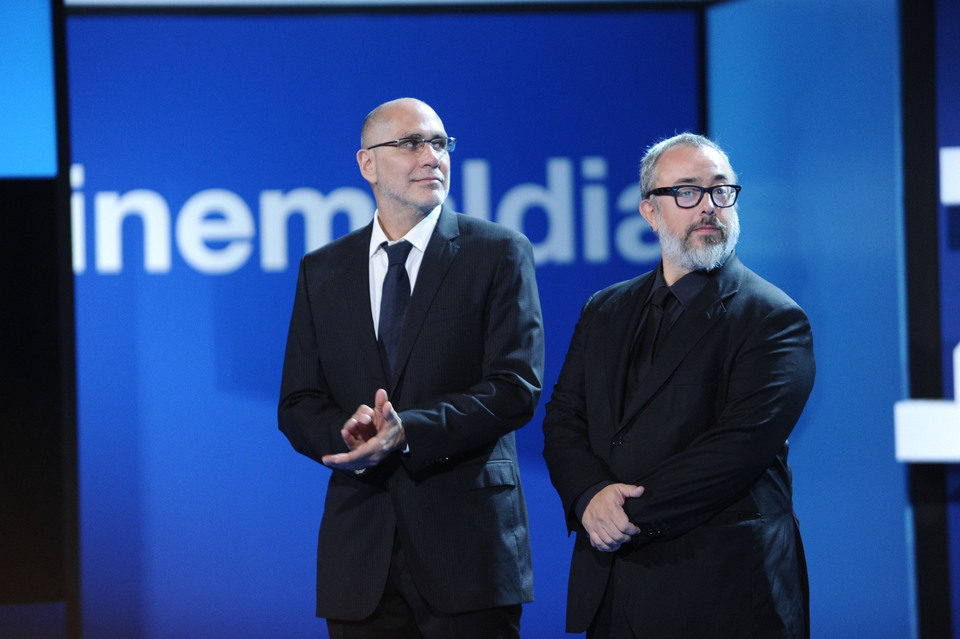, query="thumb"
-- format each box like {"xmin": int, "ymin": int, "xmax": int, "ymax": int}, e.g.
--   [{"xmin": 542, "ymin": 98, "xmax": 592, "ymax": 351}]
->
[
  {"xmin": 624, "ymin": 484, "xmax": 645, "ymax": 498},
  {"xmin": 375, "ymin": 388, "xmax": 388, "ymax": 412}
]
